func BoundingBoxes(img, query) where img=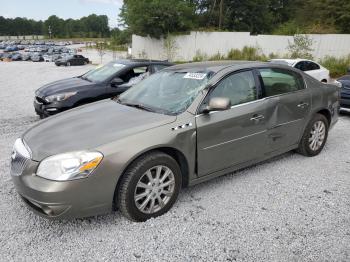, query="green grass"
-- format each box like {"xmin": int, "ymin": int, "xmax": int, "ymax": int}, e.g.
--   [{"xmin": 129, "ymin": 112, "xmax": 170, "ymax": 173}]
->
[{"xmin": 319, "ymin": 55, "xmax": 350, "ymax": 78}]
